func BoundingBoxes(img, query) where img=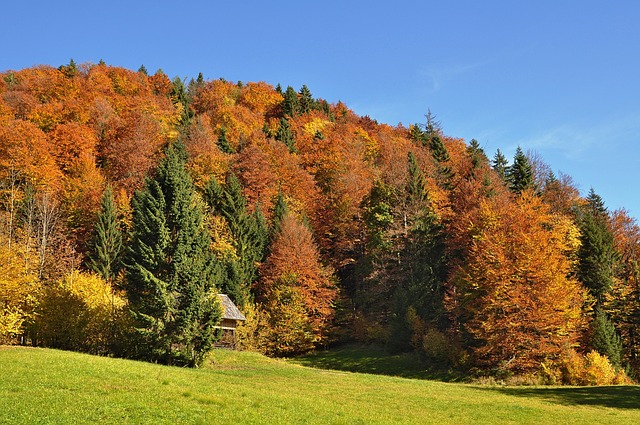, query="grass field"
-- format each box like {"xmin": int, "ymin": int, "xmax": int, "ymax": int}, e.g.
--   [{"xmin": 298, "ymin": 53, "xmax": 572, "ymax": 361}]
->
[{"xmin": 1, "ymin": 346, "xmax": 639, "ymax": 424}]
